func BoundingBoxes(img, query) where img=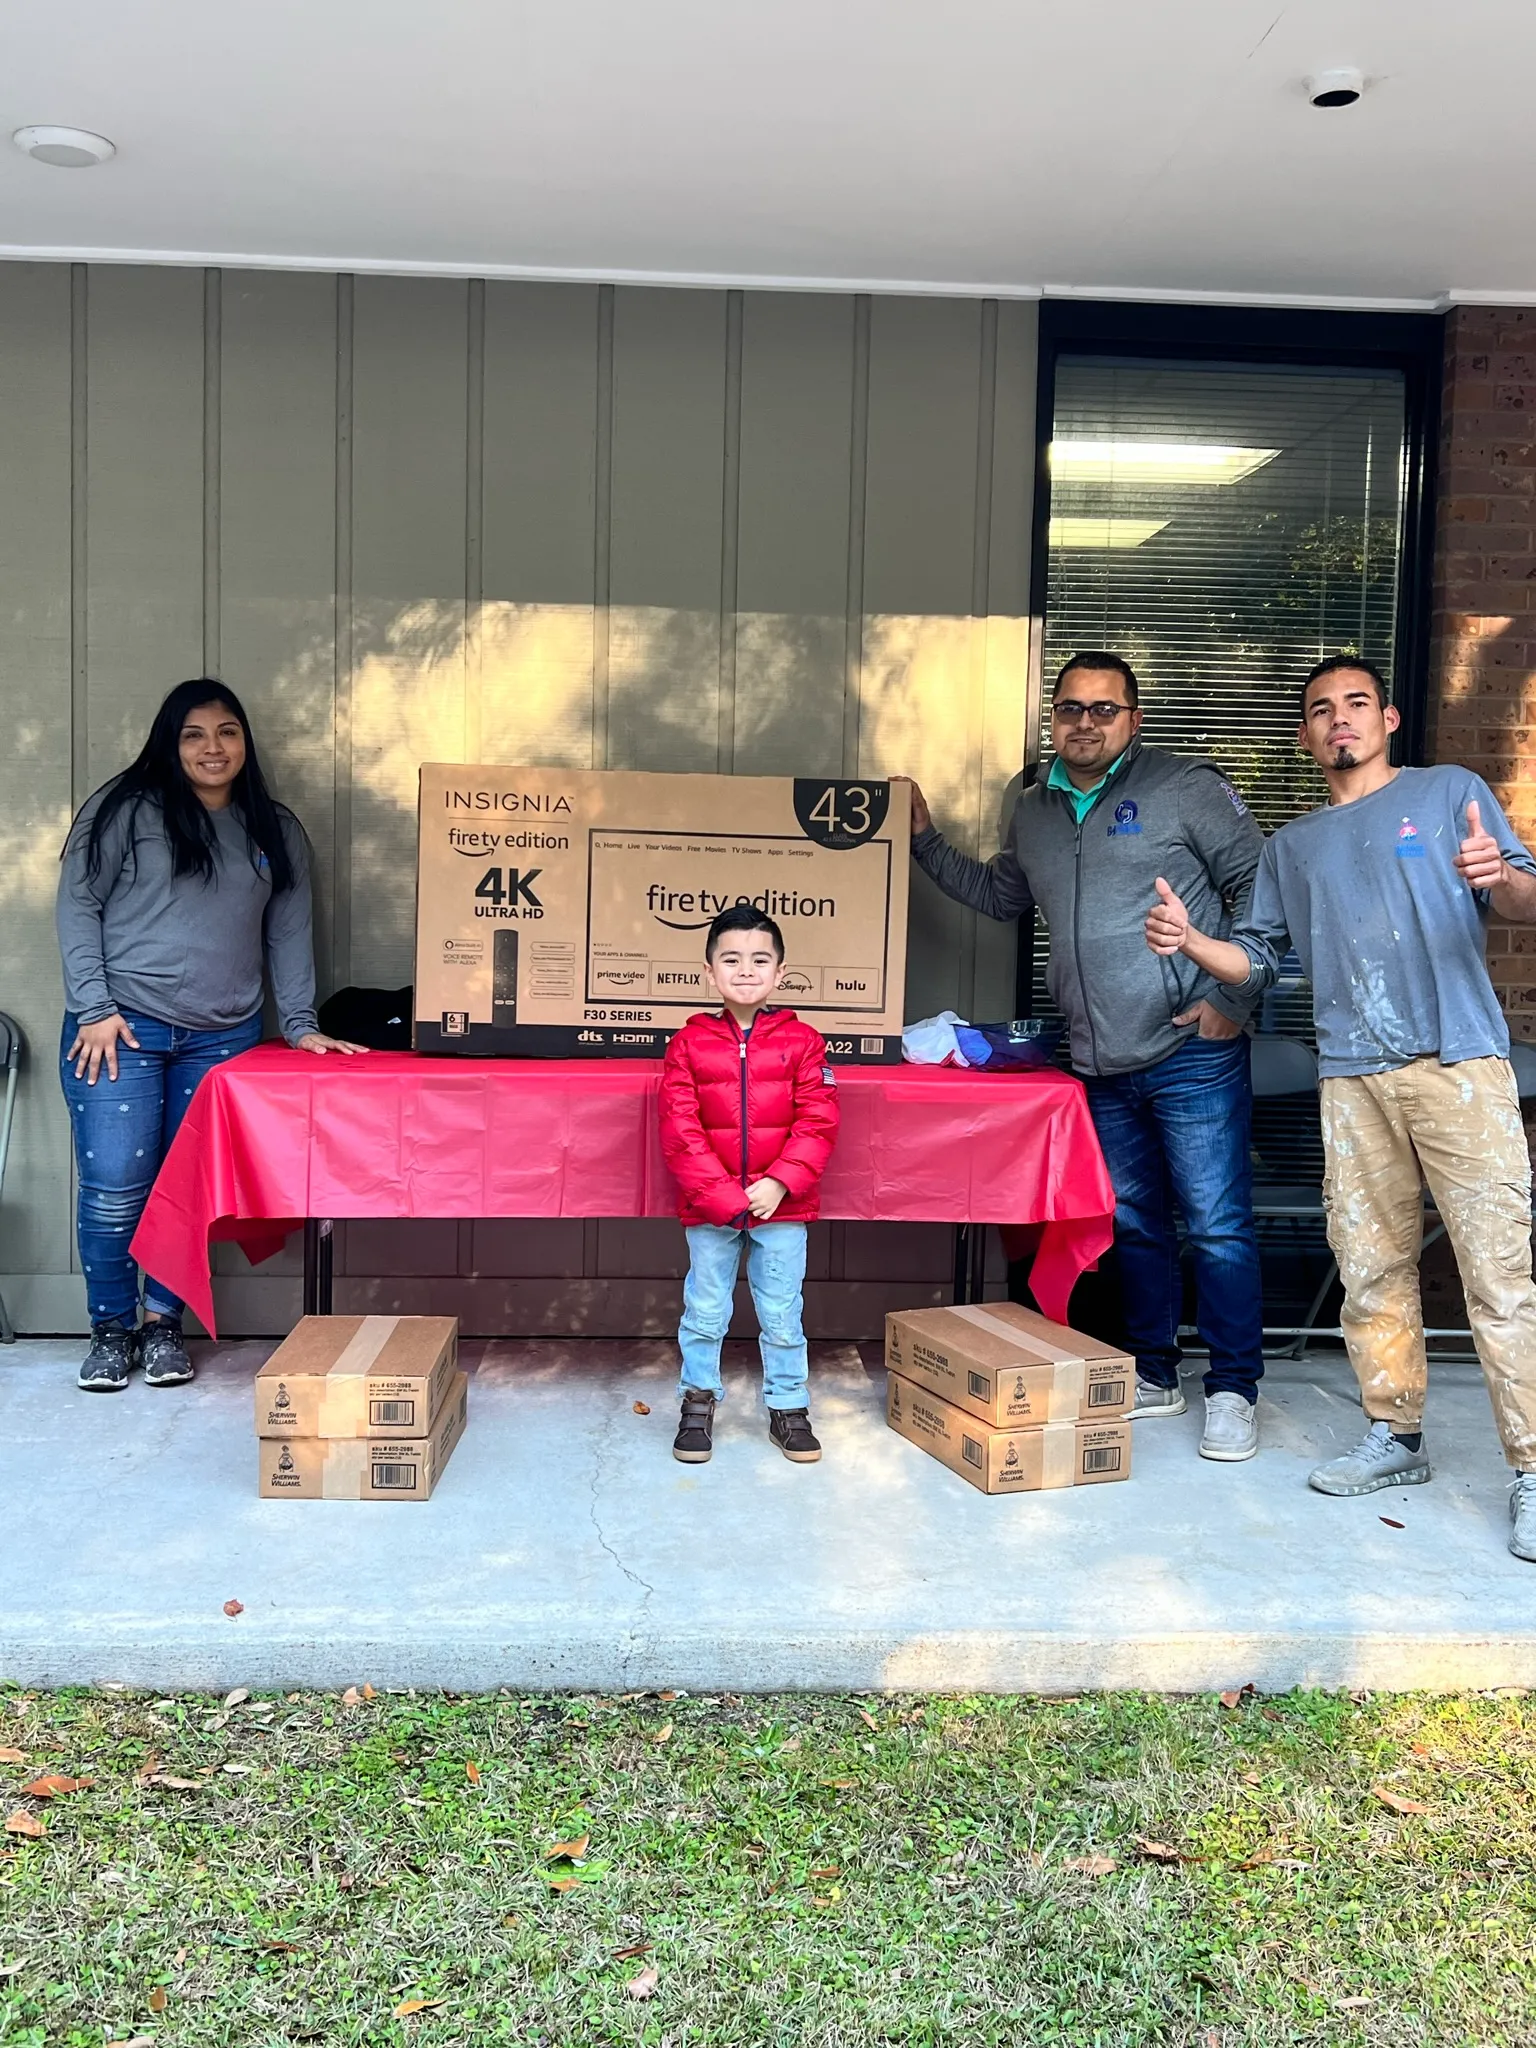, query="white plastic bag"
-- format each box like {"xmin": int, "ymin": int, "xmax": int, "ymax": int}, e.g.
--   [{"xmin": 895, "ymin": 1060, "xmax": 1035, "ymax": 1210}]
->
[{"xmin": 901, "ymin": 1010, "xmax": 971, "ymax": 1067}]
